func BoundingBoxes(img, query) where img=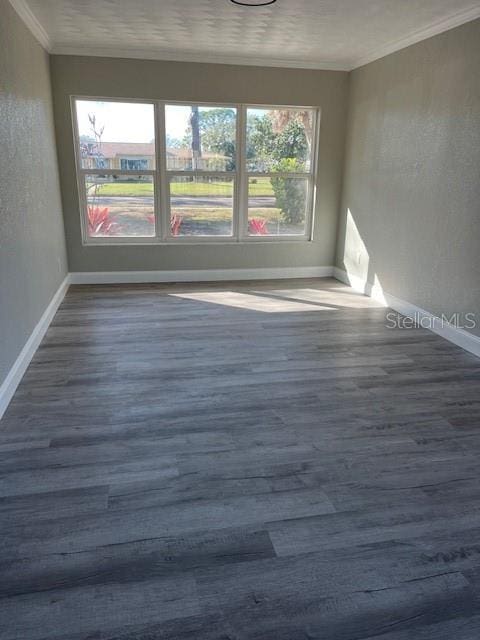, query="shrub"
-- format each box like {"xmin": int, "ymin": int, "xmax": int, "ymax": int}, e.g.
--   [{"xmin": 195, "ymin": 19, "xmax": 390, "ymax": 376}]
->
[
  {"xmin": 171, "ymin": 214, "xmax": 183, "ymax": 236},
  {"xmin": 270, "ymin": 158, "xmax": 306, "ymax": 225},
  {"xmin": 87, "ymin": 206, "xmax": 117, "ymax": 236},
  {"xmin": 248, "ymin": 218, "xmax": 268, "ymax": 235}
]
